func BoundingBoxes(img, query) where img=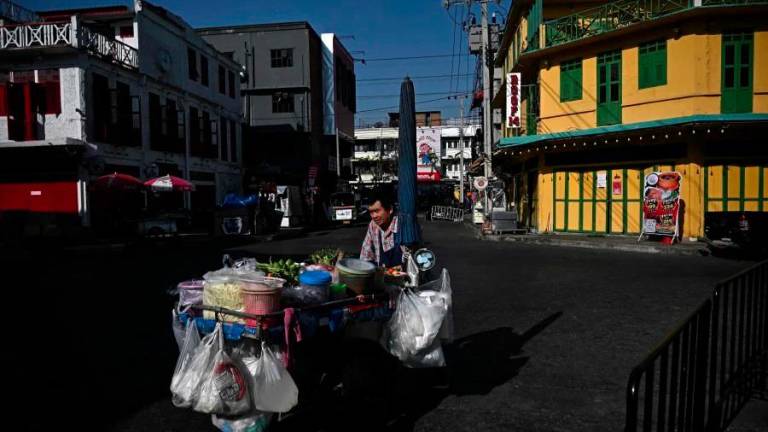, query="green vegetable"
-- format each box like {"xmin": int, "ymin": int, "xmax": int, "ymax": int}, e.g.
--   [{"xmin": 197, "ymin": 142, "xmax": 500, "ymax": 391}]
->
[
  {"xmin": 257, "ymin": 258, "xmax": 301, "ymax": 285},
  {"xmin": 309, "ymin": 248, "xmax": 342, "ymax": 266}
]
